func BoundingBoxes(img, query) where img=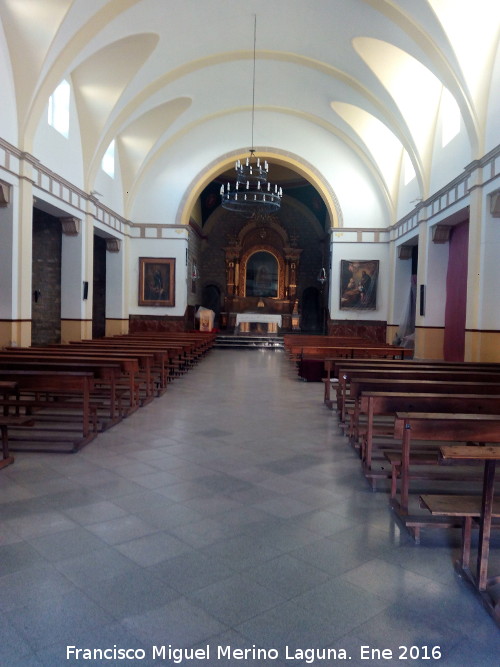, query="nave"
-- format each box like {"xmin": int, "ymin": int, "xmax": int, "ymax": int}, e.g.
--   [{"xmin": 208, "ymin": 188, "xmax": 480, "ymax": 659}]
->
[{"xmin": 0, "ymin": 349, "xmax": 499, "ymax": 665}]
